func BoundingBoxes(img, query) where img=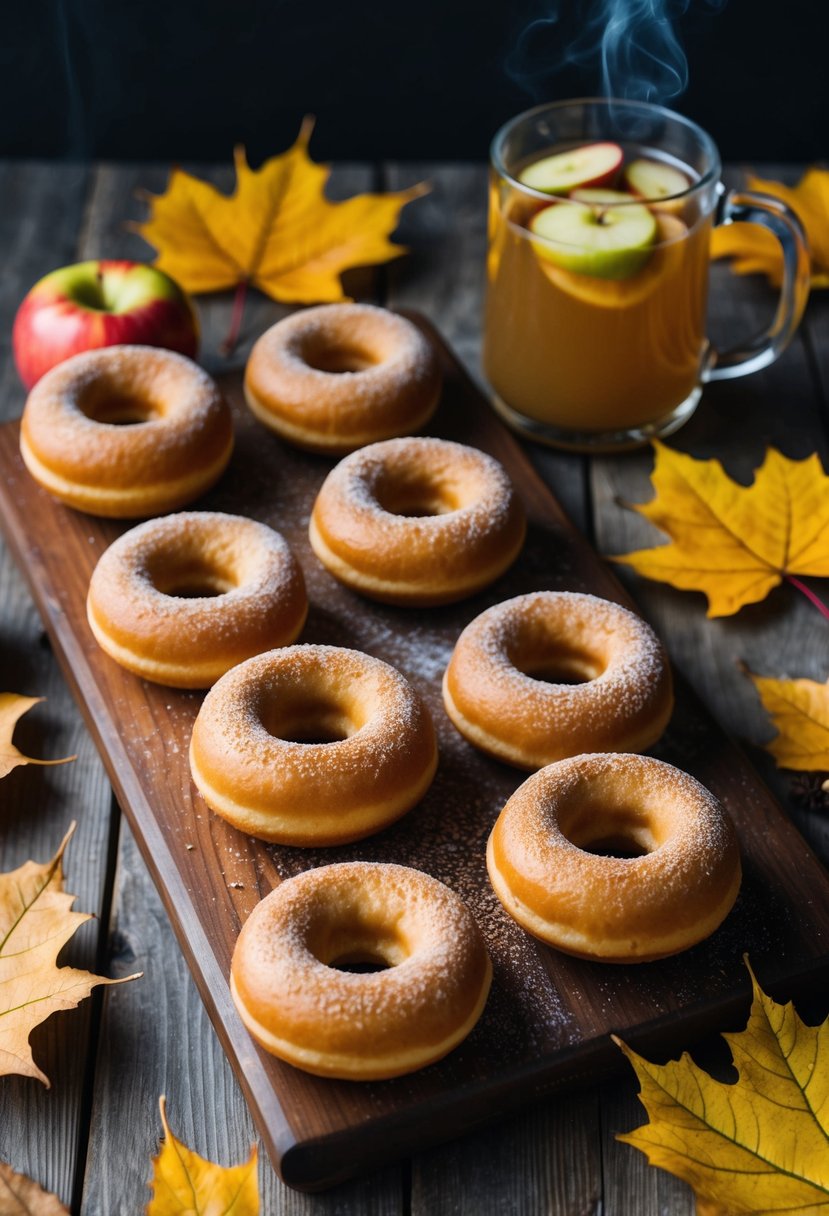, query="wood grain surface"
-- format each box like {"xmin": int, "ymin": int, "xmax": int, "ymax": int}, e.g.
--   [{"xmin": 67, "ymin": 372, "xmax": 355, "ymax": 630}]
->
[
  {"xmin": 2, "ymin": 311, "xmax": 828, "ymax": 1191},
  {"xmin": 1, "ymin": 160, "xmax": 828, "ymax": 1214}
]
